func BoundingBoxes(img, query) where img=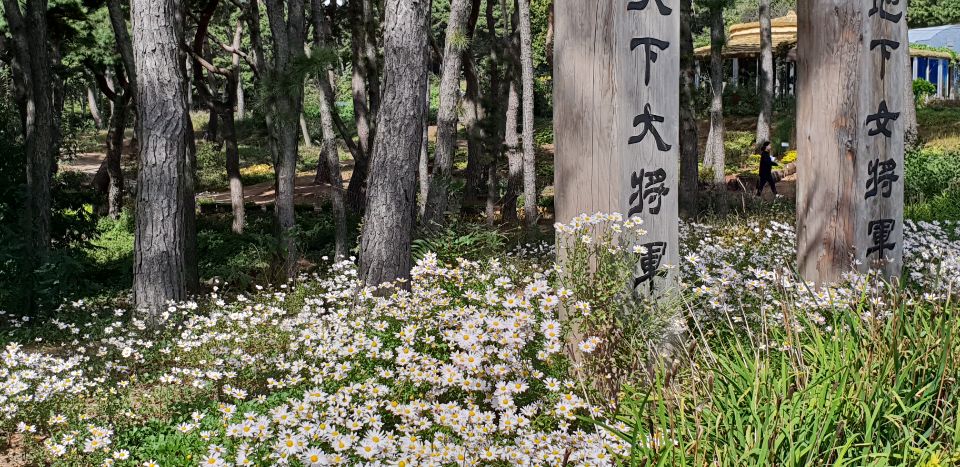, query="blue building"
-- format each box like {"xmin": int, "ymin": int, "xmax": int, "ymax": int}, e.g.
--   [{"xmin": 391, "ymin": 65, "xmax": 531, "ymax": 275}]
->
[{"xmin": 909, "ymin": 25, "xmax": 960, "ymax": 99}]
